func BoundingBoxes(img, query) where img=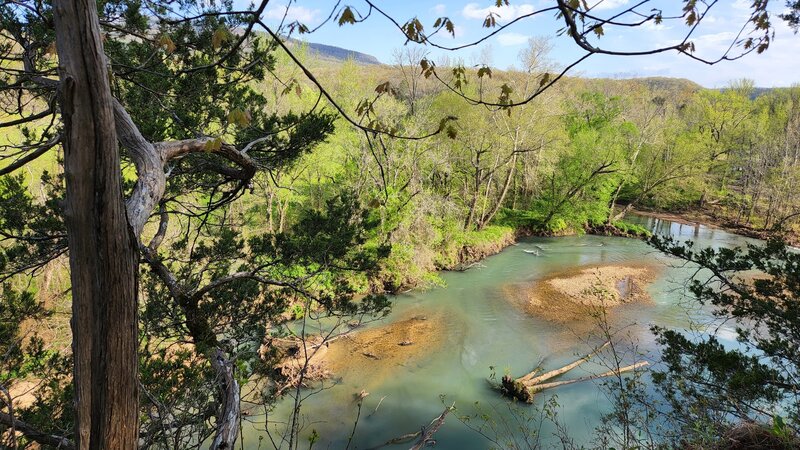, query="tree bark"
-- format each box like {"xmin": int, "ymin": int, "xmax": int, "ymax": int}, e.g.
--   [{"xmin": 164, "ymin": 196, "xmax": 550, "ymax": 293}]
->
[
  {"xmin": 529, "ymin": 362, "xmax": 649, "ymax": 392},
  {"xmin": 479, "ymin": 154, "xmax": 517, "ymax": 229},
  {"xmin": 52, "ymin": 0, "xmax": 140, "ymax": 448},
  {"xmin": 209, "ymin": 349, "xmax": 241, "ymax": 450},
  {"xmin": 521, "ymin": 341, "xmax": 610, "ymax": 386}
]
